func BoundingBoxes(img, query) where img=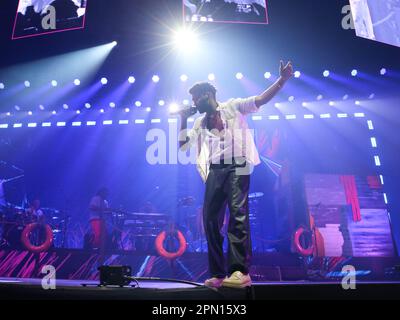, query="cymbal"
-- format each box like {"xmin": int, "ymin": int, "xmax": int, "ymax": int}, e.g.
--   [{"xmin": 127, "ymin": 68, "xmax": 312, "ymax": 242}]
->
[{"xmin": 249, "ymin": 192, "xmax": 264, "ymax": 199}]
